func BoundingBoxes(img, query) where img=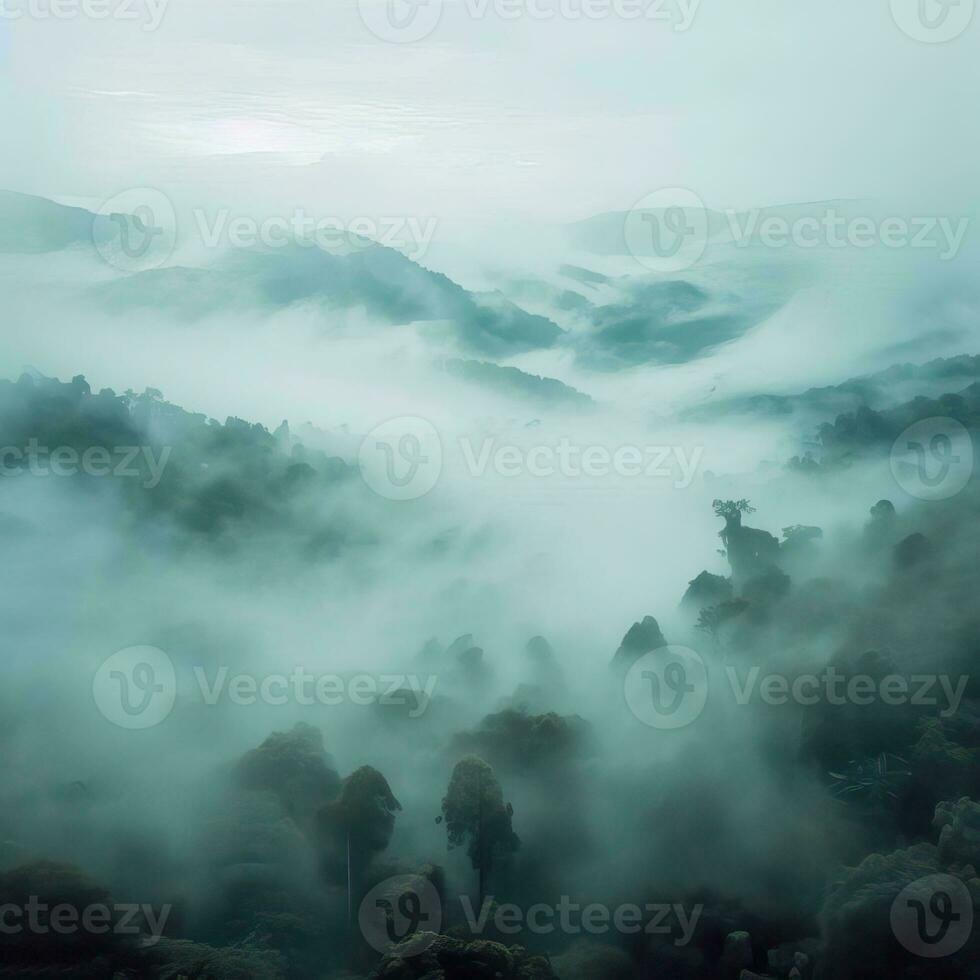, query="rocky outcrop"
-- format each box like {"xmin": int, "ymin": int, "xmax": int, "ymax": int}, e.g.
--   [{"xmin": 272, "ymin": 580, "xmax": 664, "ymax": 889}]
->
[
  {"xmin": 371, "ymin": 935, "xmax": 557, "ymax": 979},
  {"xmin": 610, "ymin": 615, "xmax": 667, "ymax": 672},
  {"xmin": 681, "ymin": 571, "xmax": 734, "ymax": 614}
]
